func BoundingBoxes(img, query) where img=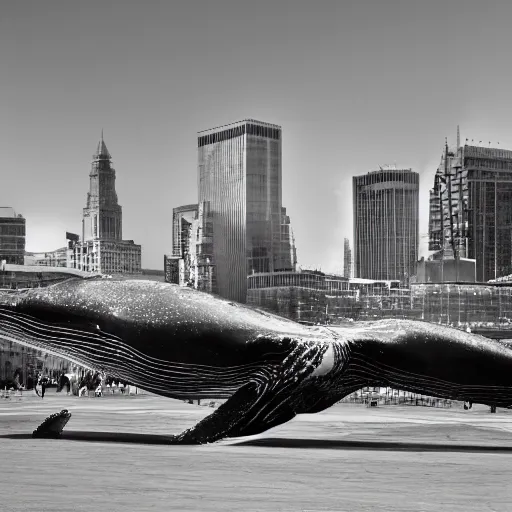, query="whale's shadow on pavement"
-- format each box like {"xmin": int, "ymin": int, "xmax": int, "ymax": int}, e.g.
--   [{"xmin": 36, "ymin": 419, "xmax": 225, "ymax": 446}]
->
[
  {"xmin": 1, "ymin": 432, "xmax": 512, "ymax": 453},
  {"xmin": 234, "ymin": 437, "xmax": 512, "ymax": 453}
]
